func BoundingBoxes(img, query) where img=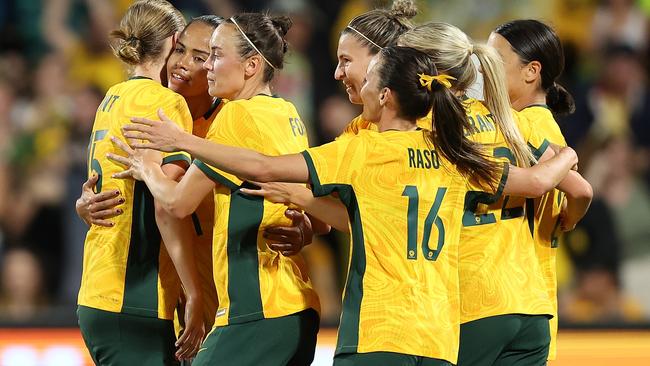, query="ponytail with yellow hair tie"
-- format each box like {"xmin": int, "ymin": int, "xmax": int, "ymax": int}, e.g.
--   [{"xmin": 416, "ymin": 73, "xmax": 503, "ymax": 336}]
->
[{"xmin": 418, "ymin": 73, "xmax": 456, "ymax": 91}]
